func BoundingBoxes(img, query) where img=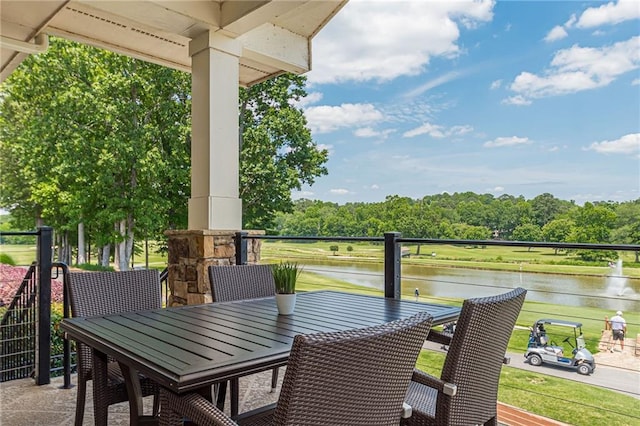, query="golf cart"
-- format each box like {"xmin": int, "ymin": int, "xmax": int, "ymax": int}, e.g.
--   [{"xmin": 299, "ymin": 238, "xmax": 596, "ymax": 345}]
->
[{"xmin": 525, "ymin": 319, "xmax": 595, "ymax": 375}]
